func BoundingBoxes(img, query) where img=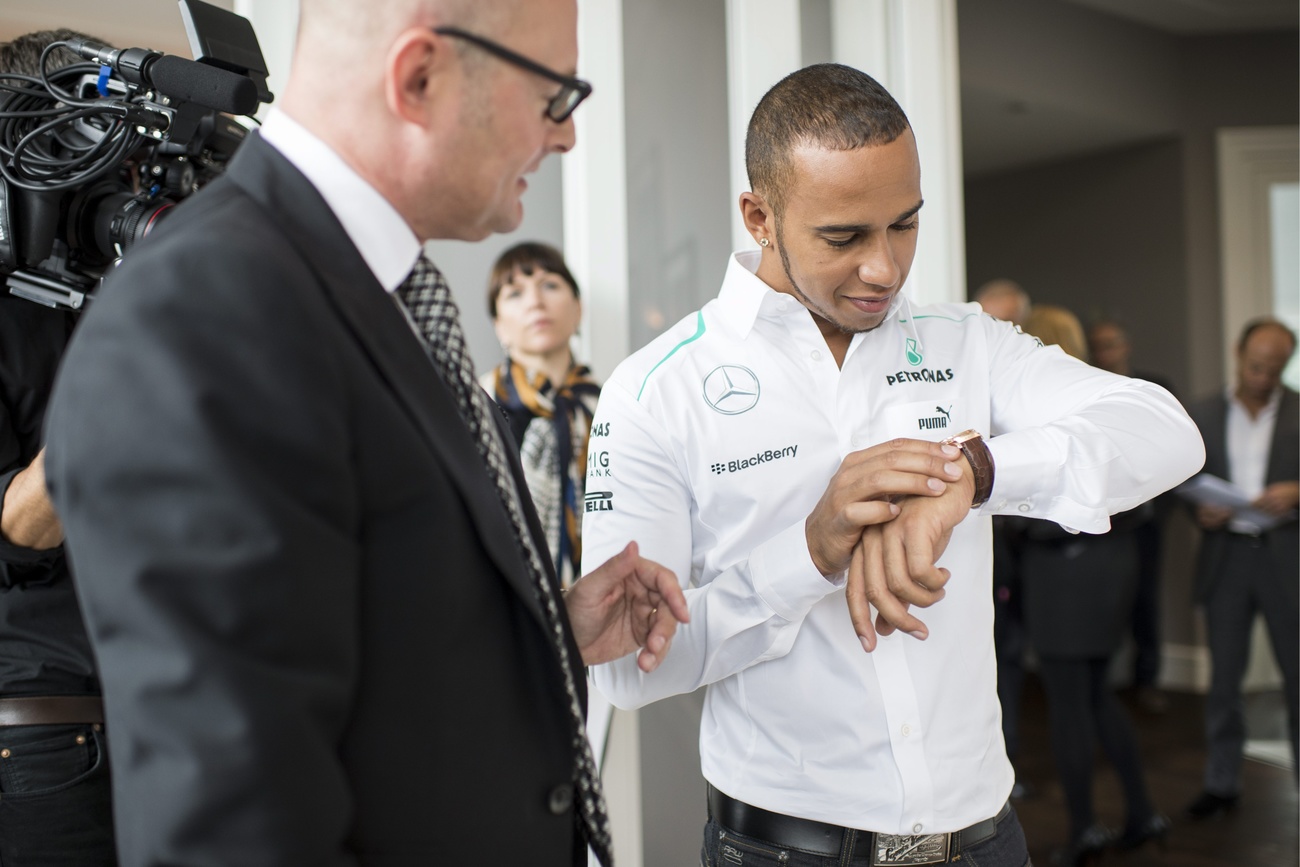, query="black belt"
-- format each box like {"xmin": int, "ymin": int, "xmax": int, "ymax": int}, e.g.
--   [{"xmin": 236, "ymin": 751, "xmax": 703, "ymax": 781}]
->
[
  {"xmin": 708, "ymin": 785, "xmax": 1011, "ymax": 866},
  {"xmin": 0, "ymin": 696, "xmax": 105, "ymax": 727}
]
